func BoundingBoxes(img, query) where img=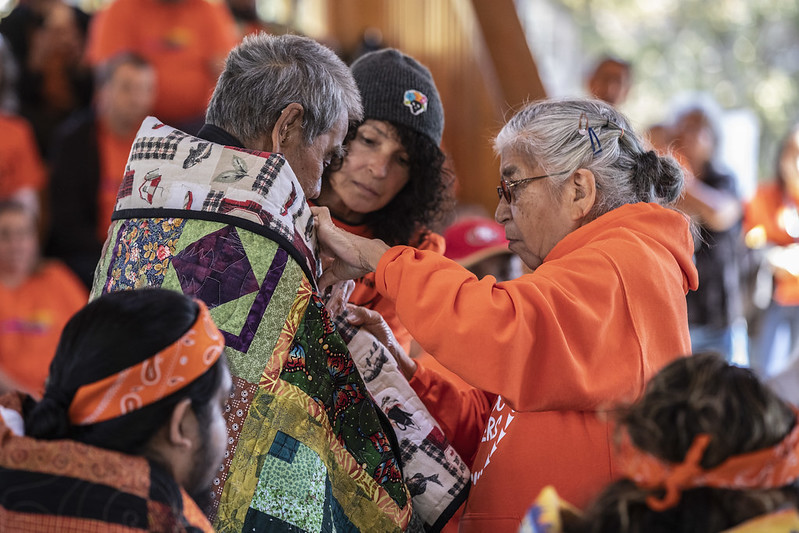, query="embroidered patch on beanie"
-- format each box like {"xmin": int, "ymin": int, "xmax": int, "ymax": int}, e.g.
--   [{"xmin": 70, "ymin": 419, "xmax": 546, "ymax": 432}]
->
[{"xmin": 403, "ymin": 89, "xmax": 428, "ymax": 116}]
